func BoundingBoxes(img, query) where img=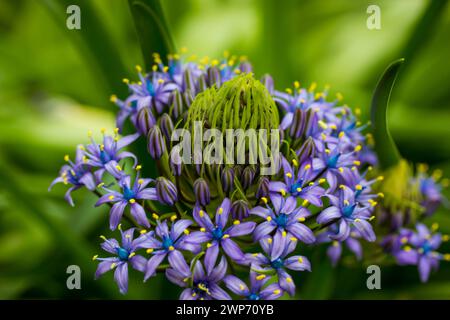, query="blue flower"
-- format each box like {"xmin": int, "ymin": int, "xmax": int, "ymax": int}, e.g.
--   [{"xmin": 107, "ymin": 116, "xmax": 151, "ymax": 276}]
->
[
  {"xmin": 250, "ymin": 195, "xmax": 315, "ymax": 244},
  {"xmin": 143, "ymin": 219, "xmax": 199, "ymax": 280},
  {"xmin": 269, "ymin": 157, "xmax": 325, "ymax": 207},
  {"xmin": 185, "ymin": 198, "xmax": 256, "ymax": 263},
  {"xmin": 246, "ymin": 234, "xmax": 311, "ymax": 296},
  {"xmin": 49, "ymin": 148, "xmax": 96, "ymax": 206},
  {"xmin": 166, "ymin": 250, "xmax": 231, "ymax": 300},
  {"xmin": 95, "ymin": 174, "xmax": 157, "ymax": 230},
  {"xmin": 93, "ymin": 227, "xmax": 148, "ymax": 294},
  {"xmin": 317, "ymin": 185, "xmax": 376, "ymax": 242},
  {"xmin": 224, "ymin": 271, "xmax": 284, "ymax": 300}
]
